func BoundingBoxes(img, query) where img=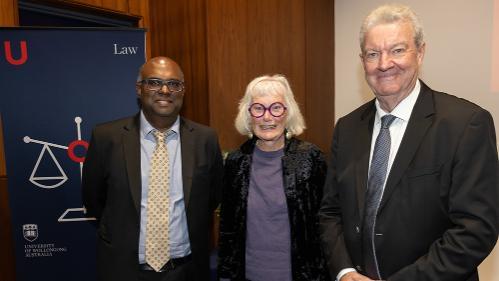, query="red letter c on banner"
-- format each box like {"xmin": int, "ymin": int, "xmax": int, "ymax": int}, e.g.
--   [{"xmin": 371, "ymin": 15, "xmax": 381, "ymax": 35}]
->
[{"xmin": 67, "ymin": 140, "xmax": 89, "ymax": 163}]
